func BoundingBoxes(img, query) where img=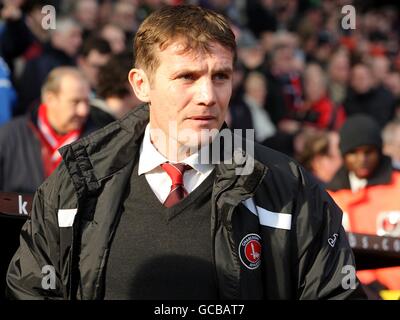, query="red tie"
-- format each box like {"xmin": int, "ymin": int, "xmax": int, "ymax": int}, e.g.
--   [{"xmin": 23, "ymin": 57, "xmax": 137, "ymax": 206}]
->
[{"xmin": 160, "ymin": 162, "xmax": 192, "ymax": 207}]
